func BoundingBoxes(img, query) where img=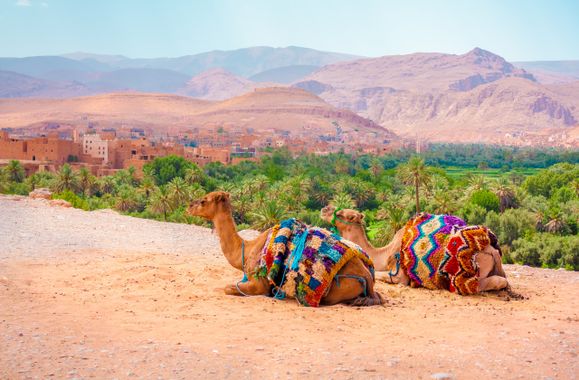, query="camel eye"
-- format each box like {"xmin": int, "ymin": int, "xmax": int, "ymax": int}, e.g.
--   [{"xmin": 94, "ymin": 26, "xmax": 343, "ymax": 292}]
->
[{"xmin": 201, "ymin": 200, "xmax": 206, "ymax": 205}]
